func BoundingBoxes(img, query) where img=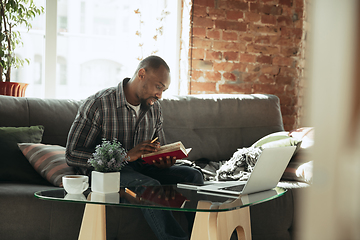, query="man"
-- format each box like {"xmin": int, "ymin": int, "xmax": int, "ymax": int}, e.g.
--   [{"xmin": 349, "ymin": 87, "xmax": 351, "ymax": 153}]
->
[{"xmin": 66, "ymin": 55, "xmax": 203, "ymax": 240}]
